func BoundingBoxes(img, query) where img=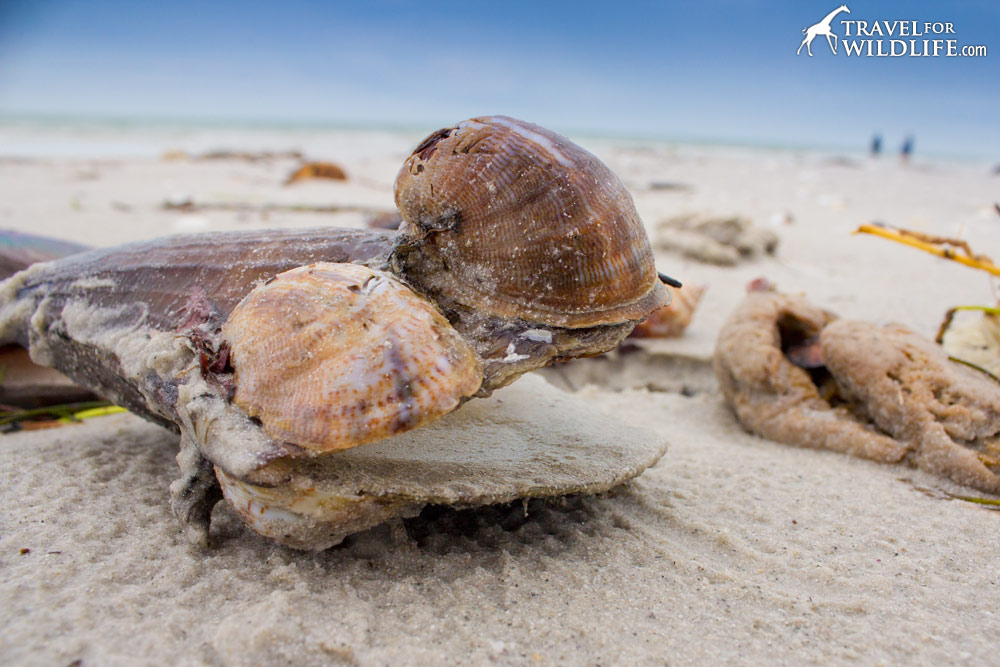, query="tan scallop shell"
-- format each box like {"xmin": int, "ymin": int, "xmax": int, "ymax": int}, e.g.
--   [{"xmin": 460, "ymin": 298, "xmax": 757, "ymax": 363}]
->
[
  {"xmin": 222, "ymin": 262, "xmax": 482, "ymax": 453},
  {"xmin": 394, "ymin": 115, "xmax": 666, "ymax": 328},
  {"xmin": 629, "ymin": 283, "xmax": 707, "ymax": 338}
]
